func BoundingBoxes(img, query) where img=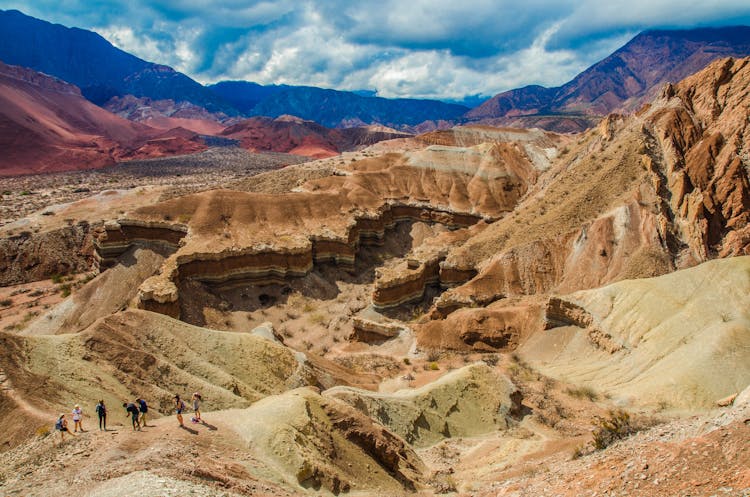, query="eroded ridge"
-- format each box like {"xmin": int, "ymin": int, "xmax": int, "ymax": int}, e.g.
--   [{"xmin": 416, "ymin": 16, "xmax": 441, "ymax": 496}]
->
[{"xmin": 95, "ymin": 139, "xmax": 550, "ymax": 318}]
